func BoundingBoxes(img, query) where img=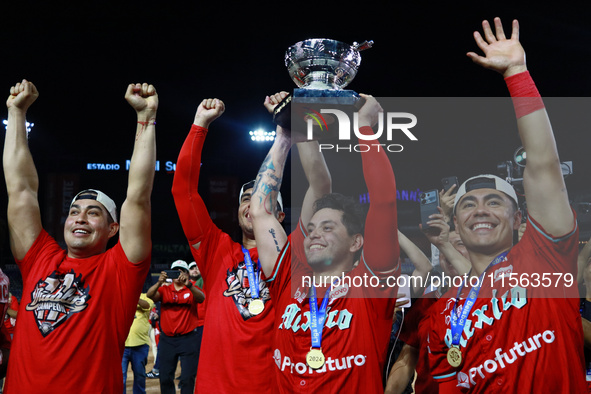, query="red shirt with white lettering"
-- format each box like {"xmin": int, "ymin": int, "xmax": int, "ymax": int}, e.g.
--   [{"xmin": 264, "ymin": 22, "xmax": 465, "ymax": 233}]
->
[
  {"xmin": 266, "ymin": 224, "xmax": 398, "ymax": 394},
  {"xmin": 157, "ymin": 283, "xmax": 199, "ymax": 336},
  {"xmin": 429, "ymin": 215, "xmax": 586, "ymax": 393},
  {"xmin": 5, "ymin": 230, "xmax": 150, "ymax": 394}
]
